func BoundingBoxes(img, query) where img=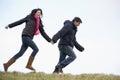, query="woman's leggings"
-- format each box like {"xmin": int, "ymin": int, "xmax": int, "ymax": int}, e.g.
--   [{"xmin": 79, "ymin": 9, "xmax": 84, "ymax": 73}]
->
[{"xmin": 13, "ymin": 35, "xmax": 39, "ymax": 60}]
